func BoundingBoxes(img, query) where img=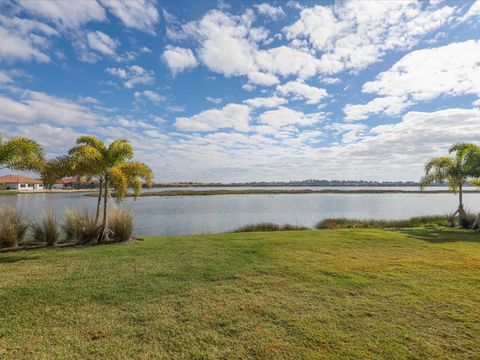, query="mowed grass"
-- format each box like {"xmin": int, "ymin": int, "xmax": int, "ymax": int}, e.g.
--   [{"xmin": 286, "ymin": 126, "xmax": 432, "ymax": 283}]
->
[{"xmin": 1, "ymin": 228, "xmax": 479, "ymax": 359}]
